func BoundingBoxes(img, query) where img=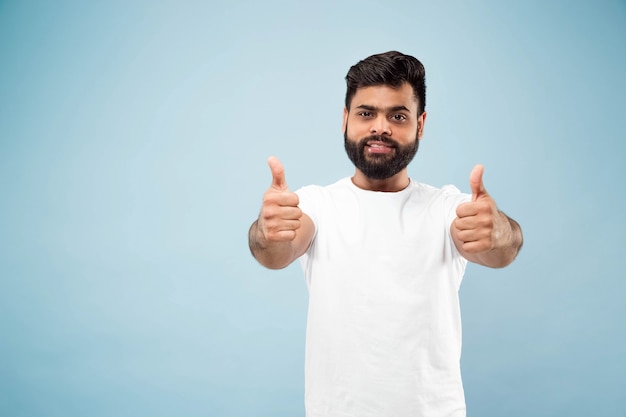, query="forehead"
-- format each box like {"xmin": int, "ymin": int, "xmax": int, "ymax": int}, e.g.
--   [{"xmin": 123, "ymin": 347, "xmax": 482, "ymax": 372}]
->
[{"xmin": 351, "ymin": 83, "xmax": 418, "ymax": 112}]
